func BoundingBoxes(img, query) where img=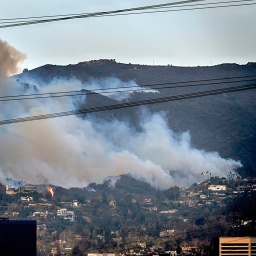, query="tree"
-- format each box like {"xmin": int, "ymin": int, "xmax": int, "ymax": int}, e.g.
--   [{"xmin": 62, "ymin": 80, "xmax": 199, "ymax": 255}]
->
[
  {"xmin": 101, "ymin": 193, "xmax": 108, "ymax": 204},
  {"xmin": 195, "ymin": 217, "xmax": 205, "ymax": 226},
  {"xmin": 72, "ymin": 245, "xmax": 84, "ymax": 256},
  {"xmin": 164, "ymin": 186, "xmax": 180, "ymax": 200},
  {"xmin": 176, "ymin": 245, "xmax": 182, "ymax": 255},
  {"xmin": 104, "ymin": 225, "xmax": 112, "ymax": 243}
]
